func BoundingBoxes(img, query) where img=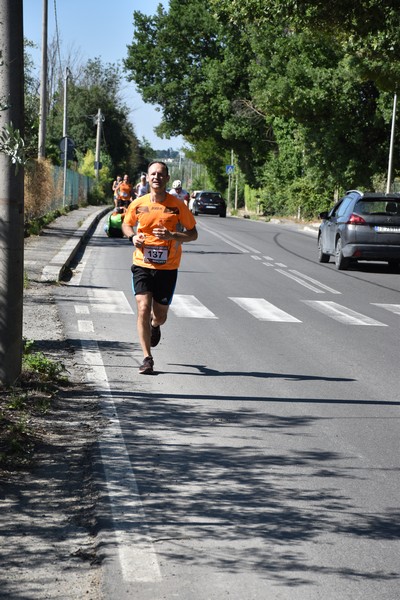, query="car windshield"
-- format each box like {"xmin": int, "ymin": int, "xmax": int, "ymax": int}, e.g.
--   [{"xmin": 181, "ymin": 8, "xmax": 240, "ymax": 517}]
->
[
  {"xmin": 355, "ymin": 199, "xmax": 400, "ymax": 215},
  {"xmin": 200, "ymin": 193, "xmax": 222, "ymax": 201}
]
